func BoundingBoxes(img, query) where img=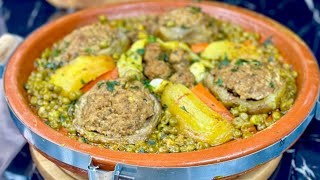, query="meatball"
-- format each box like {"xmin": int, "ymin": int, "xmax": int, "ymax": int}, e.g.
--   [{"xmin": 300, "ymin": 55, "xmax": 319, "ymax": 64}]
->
[
  {"xmin": 158, "ymin": 6, "xmax": 214, "ymax": 44},
  {"xmin": 144, "ymin": 43, "xmax": 162, "ymax": 63},
  {"xmin": 169, "ymin": 71, "xmax": 195, "ymax": 87},
  {"xmin": 144, "ymin": 60, "xmax": 172, "ymax": 79},
  {"xmin": 54, "ymin": 23, "xmax": 129, "ymax": 61},
  {"xmin": 143, "ymin": 43, "xmax": 172, "ymax": 79},
  {"xmin": 73, "ymin": 80, "xmax": 161, "ymax": 144},
  {"xmin": 204, "ymin": 61, "xmax": 286, "ymax": 114}
]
